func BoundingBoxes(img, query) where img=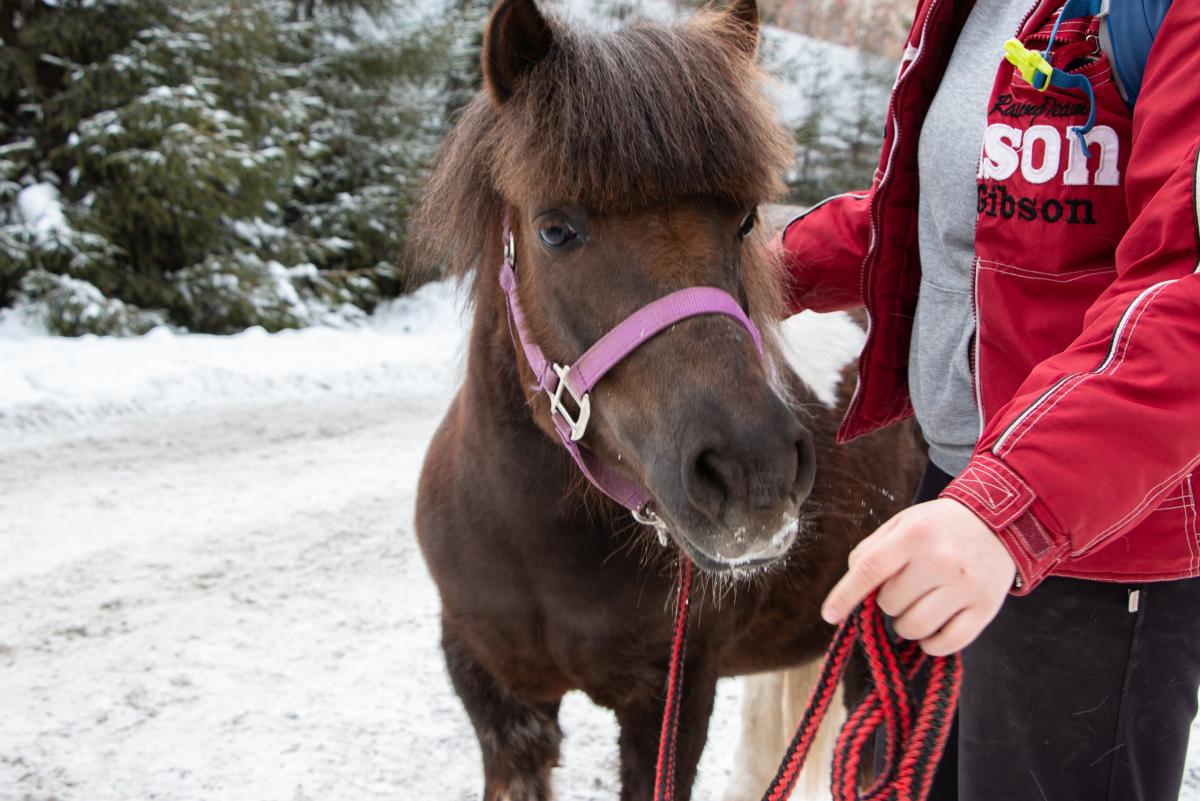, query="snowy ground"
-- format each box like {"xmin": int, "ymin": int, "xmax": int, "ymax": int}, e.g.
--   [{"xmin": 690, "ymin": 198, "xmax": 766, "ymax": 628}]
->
[
  {"xmin": 4, "ymin": 282, "xmax": 1200, "ymax": 801},
  {"xmin": 0, "ymin": 282, "xmax": 746, "ymax": 801}
]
